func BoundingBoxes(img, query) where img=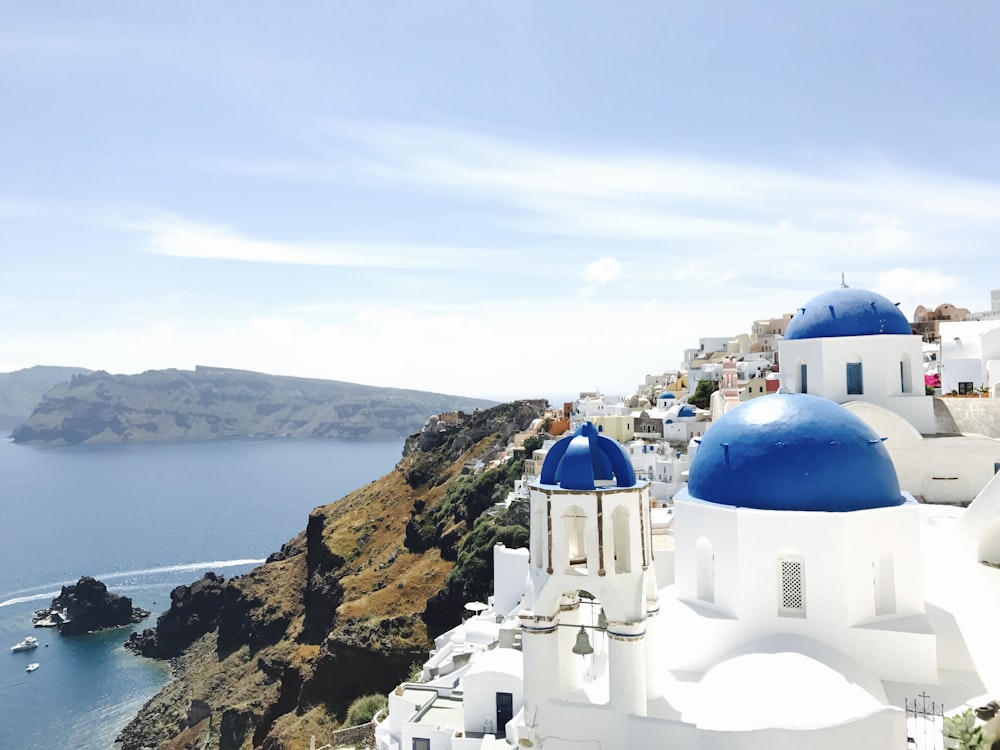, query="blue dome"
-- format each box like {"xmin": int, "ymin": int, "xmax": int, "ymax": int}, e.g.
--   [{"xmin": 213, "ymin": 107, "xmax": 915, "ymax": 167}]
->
[
  {"xmin": 658, "ymin": 392, "xmax": 676, "ymax": 400},
  {"xmin": 784, "ymin": 287, "xmax": 911, "ymax": 340},
  {"xmin": 539, "ymin": 422, "xmax": 637, "ymax": 491},
  {"xmin": 687, "ymin": 394, "xmax": 904, "ymax": 512},
  {"xmin": 678, "ymin": 405, "xmax": 696, "ymax": 418}
]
